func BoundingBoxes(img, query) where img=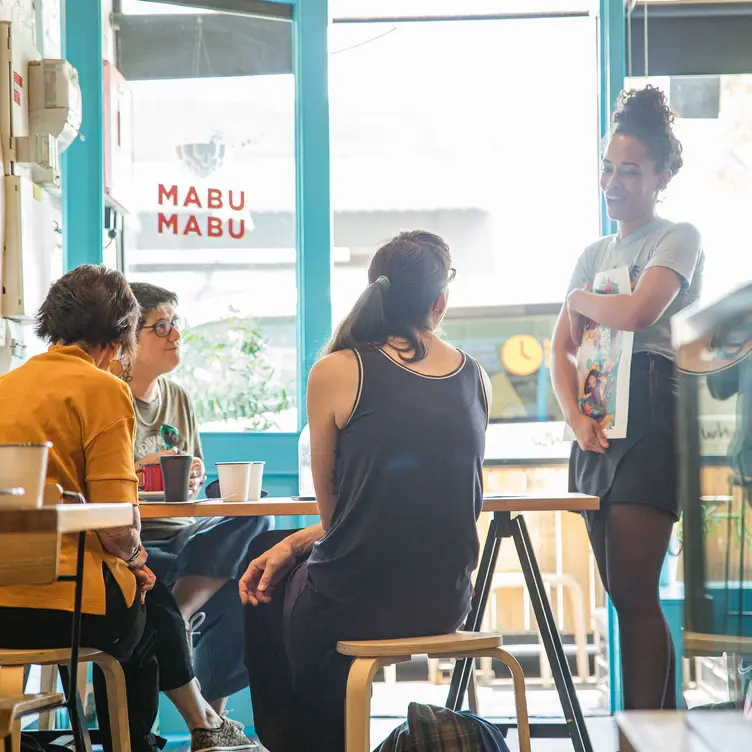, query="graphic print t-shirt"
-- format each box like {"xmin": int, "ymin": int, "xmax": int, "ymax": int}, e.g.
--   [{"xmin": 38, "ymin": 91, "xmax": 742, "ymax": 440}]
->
[
  {"xmin": 567, "ymin": 219, "xmax": 704, "ymax": 361},
  {"xmin": 133, "ymin": 377, "xmax": 203, "ymax": 539}
]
